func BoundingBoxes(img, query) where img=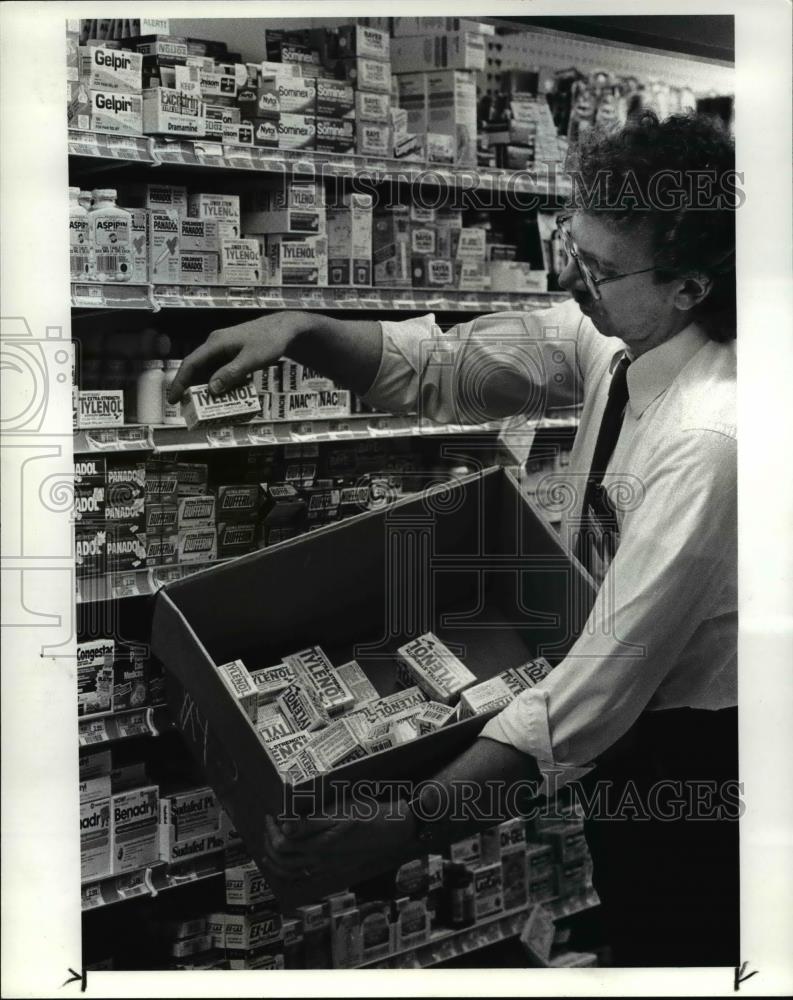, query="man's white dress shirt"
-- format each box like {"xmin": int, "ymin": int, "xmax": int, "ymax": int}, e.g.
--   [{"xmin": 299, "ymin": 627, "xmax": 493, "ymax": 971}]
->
[{"xmin": 361, "ymin": 297, "xmax": 737, "ymax": 779}]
